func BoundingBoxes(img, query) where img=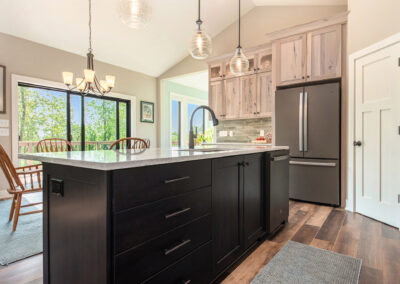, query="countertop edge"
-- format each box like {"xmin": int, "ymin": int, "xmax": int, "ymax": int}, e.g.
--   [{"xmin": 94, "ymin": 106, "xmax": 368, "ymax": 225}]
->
[{"xmin": 18, "ymin": 147, "xmax": 289, "ymax": 171}]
